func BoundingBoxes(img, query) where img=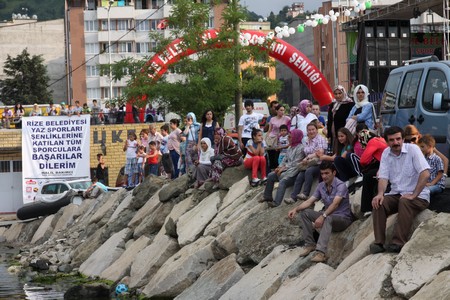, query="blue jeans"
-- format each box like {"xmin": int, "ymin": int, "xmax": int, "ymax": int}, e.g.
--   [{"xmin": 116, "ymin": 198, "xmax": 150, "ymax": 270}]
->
[
  {"xmin": 170, "ymin": 150, "xmax": 180, "ymax": 179},
  {"xmin": 263, "ymin": 171, "xmax": 296, "ymax": 206},
  {"xmin": 149, "ymin": 163, "xmax": 159, "ymax": 176},
  {"xmin": 428, "ymin": 184, "xmax": 444, "ymax": 195},
  {"xmin": 291, "ymin": 165, "xmax": 320, "ymax": 199}
]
